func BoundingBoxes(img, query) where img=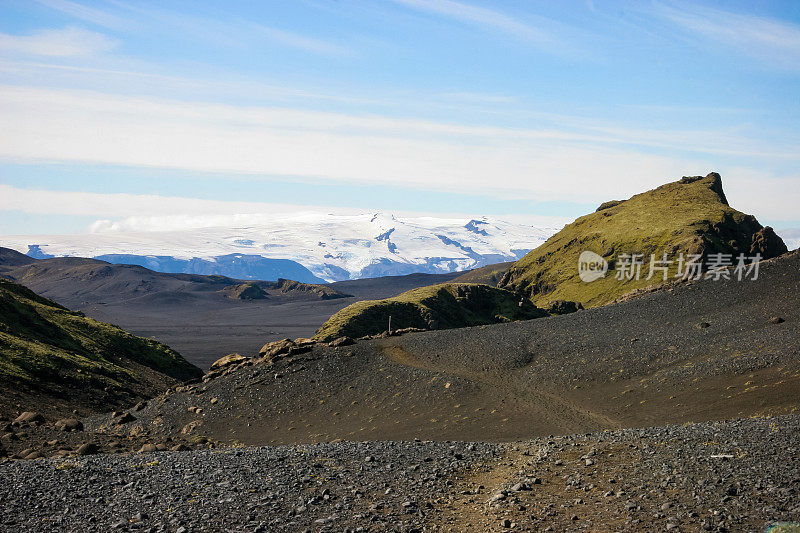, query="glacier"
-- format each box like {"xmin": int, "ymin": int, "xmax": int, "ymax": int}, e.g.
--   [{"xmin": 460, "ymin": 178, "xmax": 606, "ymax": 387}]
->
[{"xmin": 1, "ymin": 212, "xmax": 558, "ymax": 282}]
